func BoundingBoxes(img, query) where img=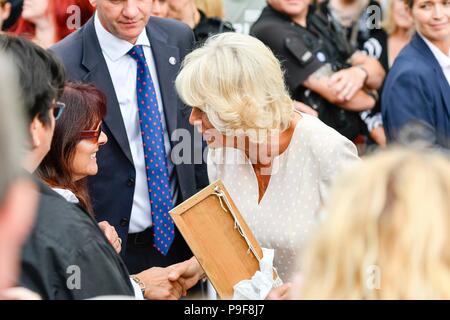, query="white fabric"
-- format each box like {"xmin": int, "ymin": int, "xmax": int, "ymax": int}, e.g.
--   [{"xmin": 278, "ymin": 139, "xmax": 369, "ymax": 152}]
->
[
  {"xmin": 52, "ymin": 188, "xmax": 79, "ymax": 204},
  {"xmin": 420, "ymin": 33, "xmax": 450, "ymax": 86},
  {"xmin": 52, "ymin": 187, "xmax": 144, "ymax": 300},
  {"xmin": 233, "ymin": 248, "xmax": 283, "ymax": 300},
  {"xmin": 94, "ymin": 14, "xmax": 173, "ymax": 233},
  {"xmin": 207, "ymin": 113, "xmax": 359, "ymax": 281}
]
